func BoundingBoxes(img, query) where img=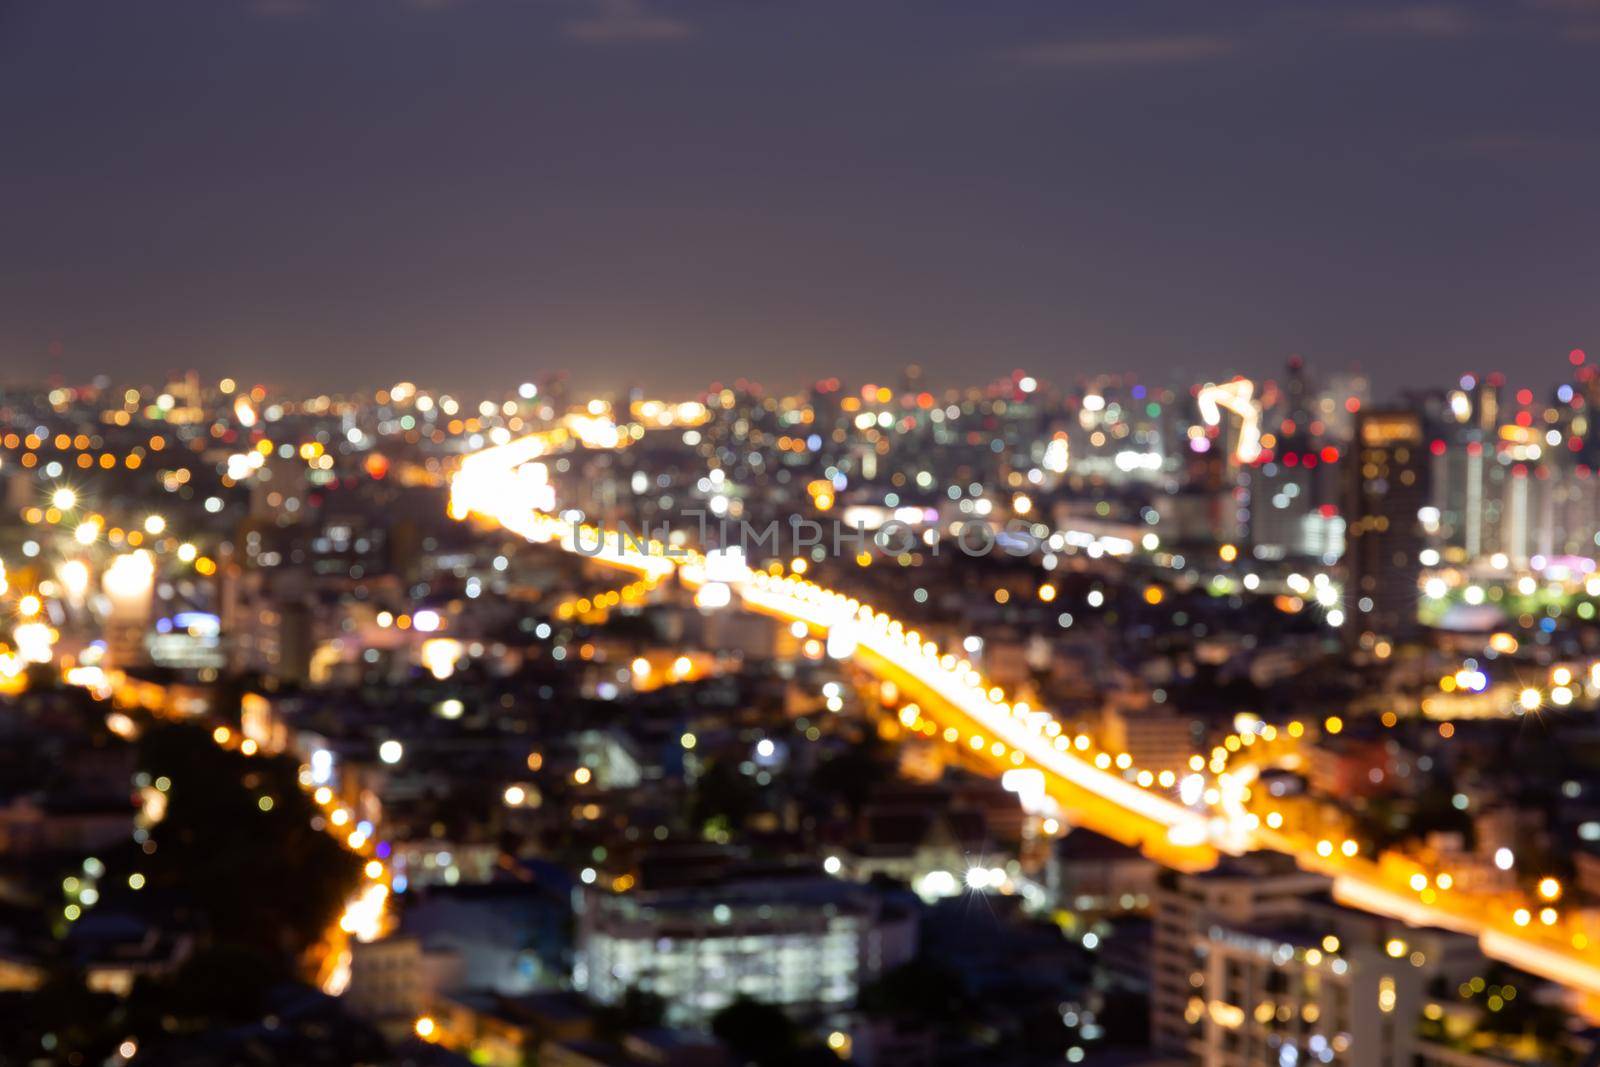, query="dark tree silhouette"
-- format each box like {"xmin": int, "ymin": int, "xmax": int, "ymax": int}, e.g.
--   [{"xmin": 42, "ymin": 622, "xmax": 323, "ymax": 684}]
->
[{"xmin": 711, "ymin": 997, "xmax": 802, "ymax": 1066}]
